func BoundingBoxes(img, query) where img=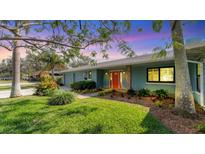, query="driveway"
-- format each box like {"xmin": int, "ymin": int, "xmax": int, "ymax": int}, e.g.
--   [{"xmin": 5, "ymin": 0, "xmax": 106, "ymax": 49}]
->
[
  {"xmin": 0, "ymin": 88, "xmax": 35, "ymax": 99},
  {"xmin": 0, "ymin": 82, "xmax": 38, "ymax": 87}
]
